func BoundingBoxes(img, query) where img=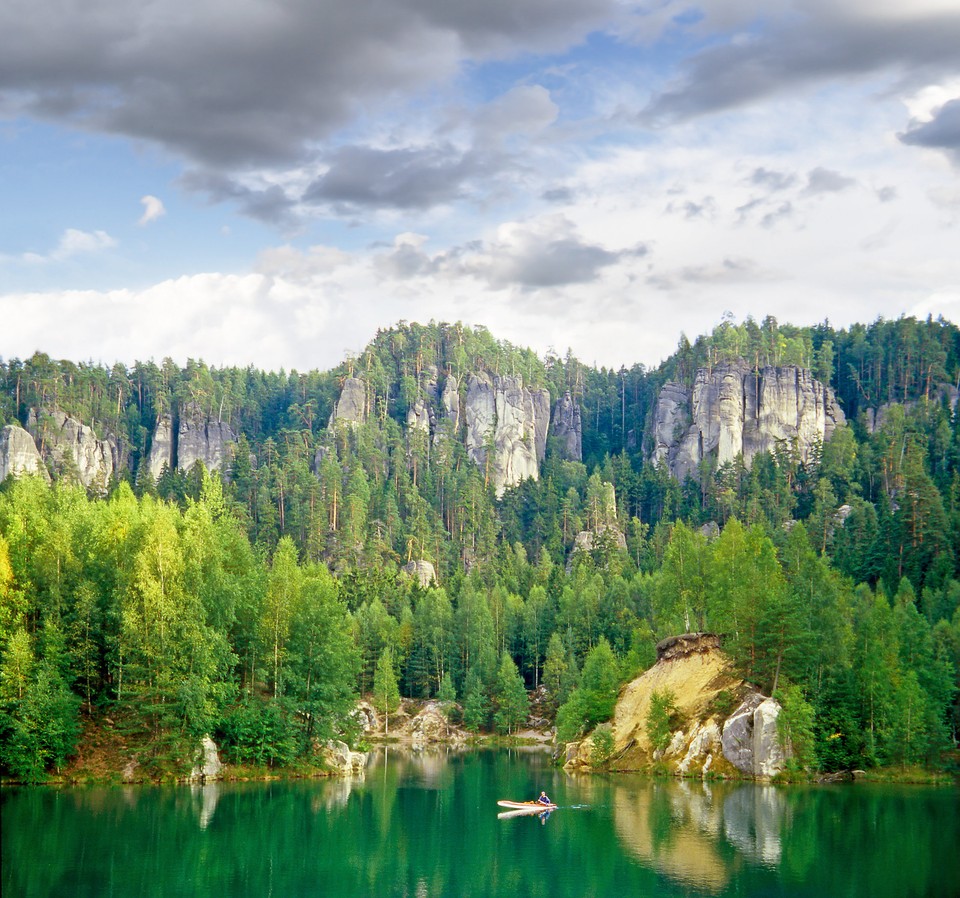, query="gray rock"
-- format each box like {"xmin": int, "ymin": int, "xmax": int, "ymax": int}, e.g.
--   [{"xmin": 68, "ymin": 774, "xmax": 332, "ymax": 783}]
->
[
  {"xmin": 551, "ymin": 391, "xmax": 582, "ymax": 462},
  {"xmin": 437, "ymin": 376, "xmax": 460, "ymax": 440},
  {"xmin": 189, "ymin": 734, "xmax": 223, "ymax": 782},
  {"xmin": 27, "ymin": 409, "xmax": 119, "ymax": 493},
  {"xmin": 493, "ymin": 375, "xmax": 540, "ymax": 496},
  {"xmin": 322, "ymin": 740, "xmax": 368, "ymax": 776},
  {"xmin": 147, "ymin": 414, "xmax": 174, "ymax": 479},
  {"xmin": 465, "ymin": 372, "xmax": 496, "ymax": 469},
  {"xmin": 402, "ymin": 560, "xmax": 437, "ymax": 588},
  {"xmin": 0, "ymin": 424, "xmax": 49, "ymax": 483},
  {"xmin": 651, "ymin": 363, "xmax": 845, "ymax": 481},
  {"xmin": 178, "ymin": 405, "xmax": 235, "ymax": 474},
  {"xmin": 407, "ymin": 398, "xmax": 431, "ymax": 435},
  {"xmin": 331, "ymin": 376, "xmax": 367, "ymax": 426},
  {"xmin": 721, "ymin": 693, "xmax": 789, "ymax": 778},
  {"xmin": 573, "ymin": 524, "xmax": 627, "ymax": 554}
]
